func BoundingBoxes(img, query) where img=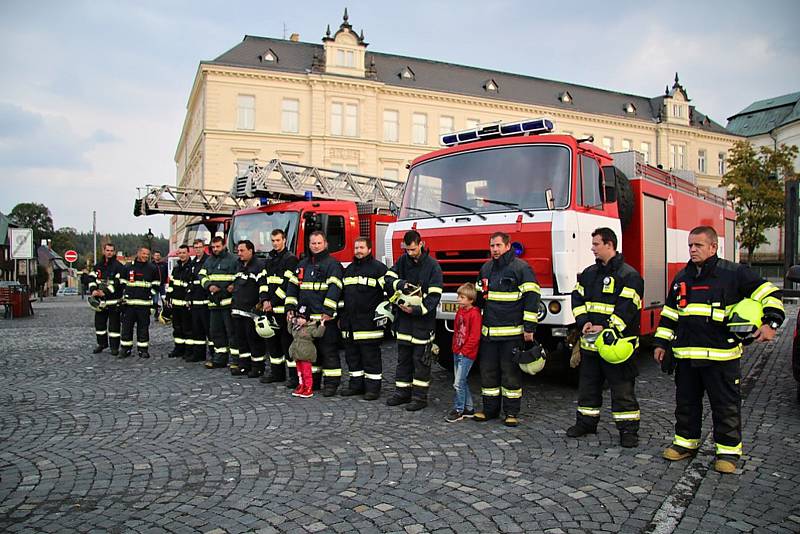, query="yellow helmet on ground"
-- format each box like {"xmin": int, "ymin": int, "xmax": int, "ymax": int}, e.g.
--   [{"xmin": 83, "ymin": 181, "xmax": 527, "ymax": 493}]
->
[
  {"xmin": 595, "ymin": 329, "xmax": 637, "ymax": 364},
  {"xmin": 727, "ymin": 298, "xmax": 763, "ymax": 339}
]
